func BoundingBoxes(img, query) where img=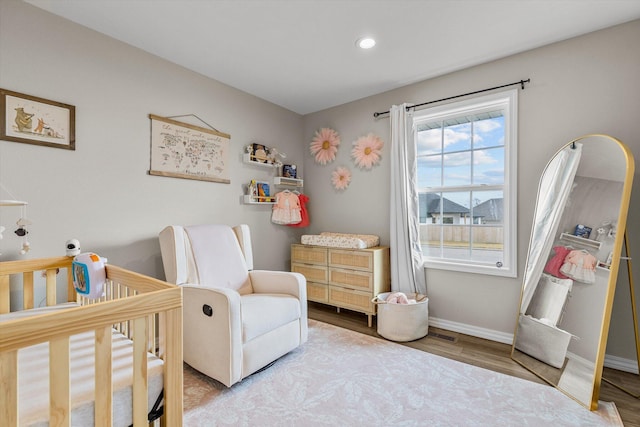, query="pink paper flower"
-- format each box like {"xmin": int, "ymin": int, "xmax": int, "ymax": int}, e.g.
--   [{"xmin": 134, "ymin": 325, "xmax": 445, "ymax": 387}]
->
[
  {"xmin": 331, "ymin": 166, "xmax": 352, "ymax": 191},
  {"xmin": 310, "ymin": 127, "xmax": 340, "ymax": 165},
  {"xmin": 352, "ymin": 133, "xmax": 384, "ymax": 169}
]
